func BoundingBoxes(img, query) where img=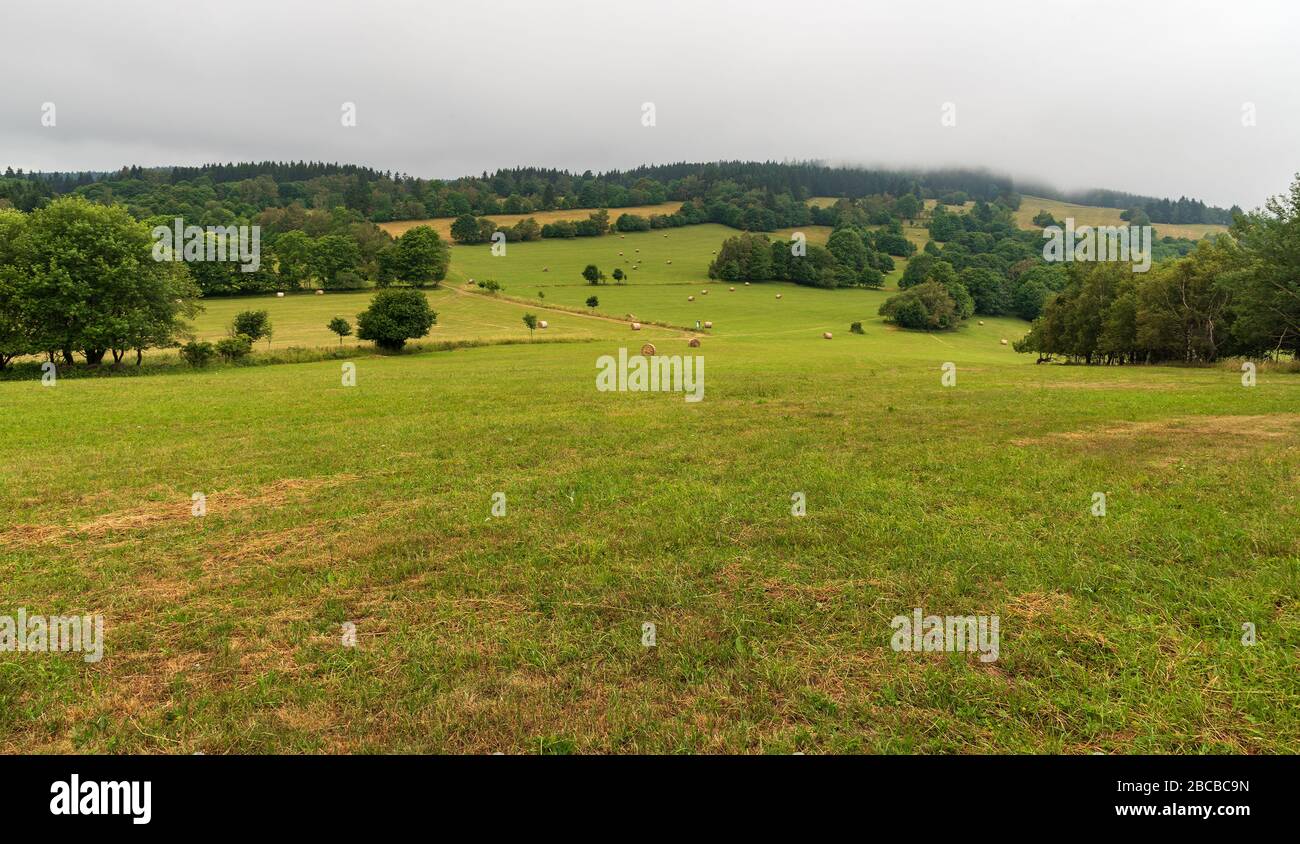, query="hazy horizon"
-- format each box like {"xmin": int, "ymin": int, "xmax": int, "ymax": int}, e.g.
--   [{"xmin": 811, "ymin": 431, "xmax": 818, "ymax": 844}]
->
[{"xmin": 3, "ymin": 0, "xmax": 1297, "ymax": 209}]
